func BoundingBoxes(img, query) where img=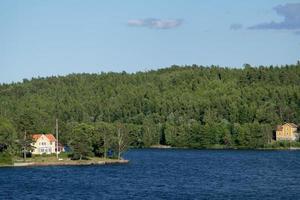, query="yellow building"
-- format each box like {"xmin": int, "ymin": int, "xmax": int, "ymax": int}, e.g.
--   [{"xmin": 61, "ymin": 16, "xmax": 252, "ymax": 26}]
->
[
  {"xmin": 276, "ymin": 123, "xmax": 299, "ymax": 141},
  {"xmin": 31, "ymin": 134, "xmax": 64, "ymax": 155}
]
